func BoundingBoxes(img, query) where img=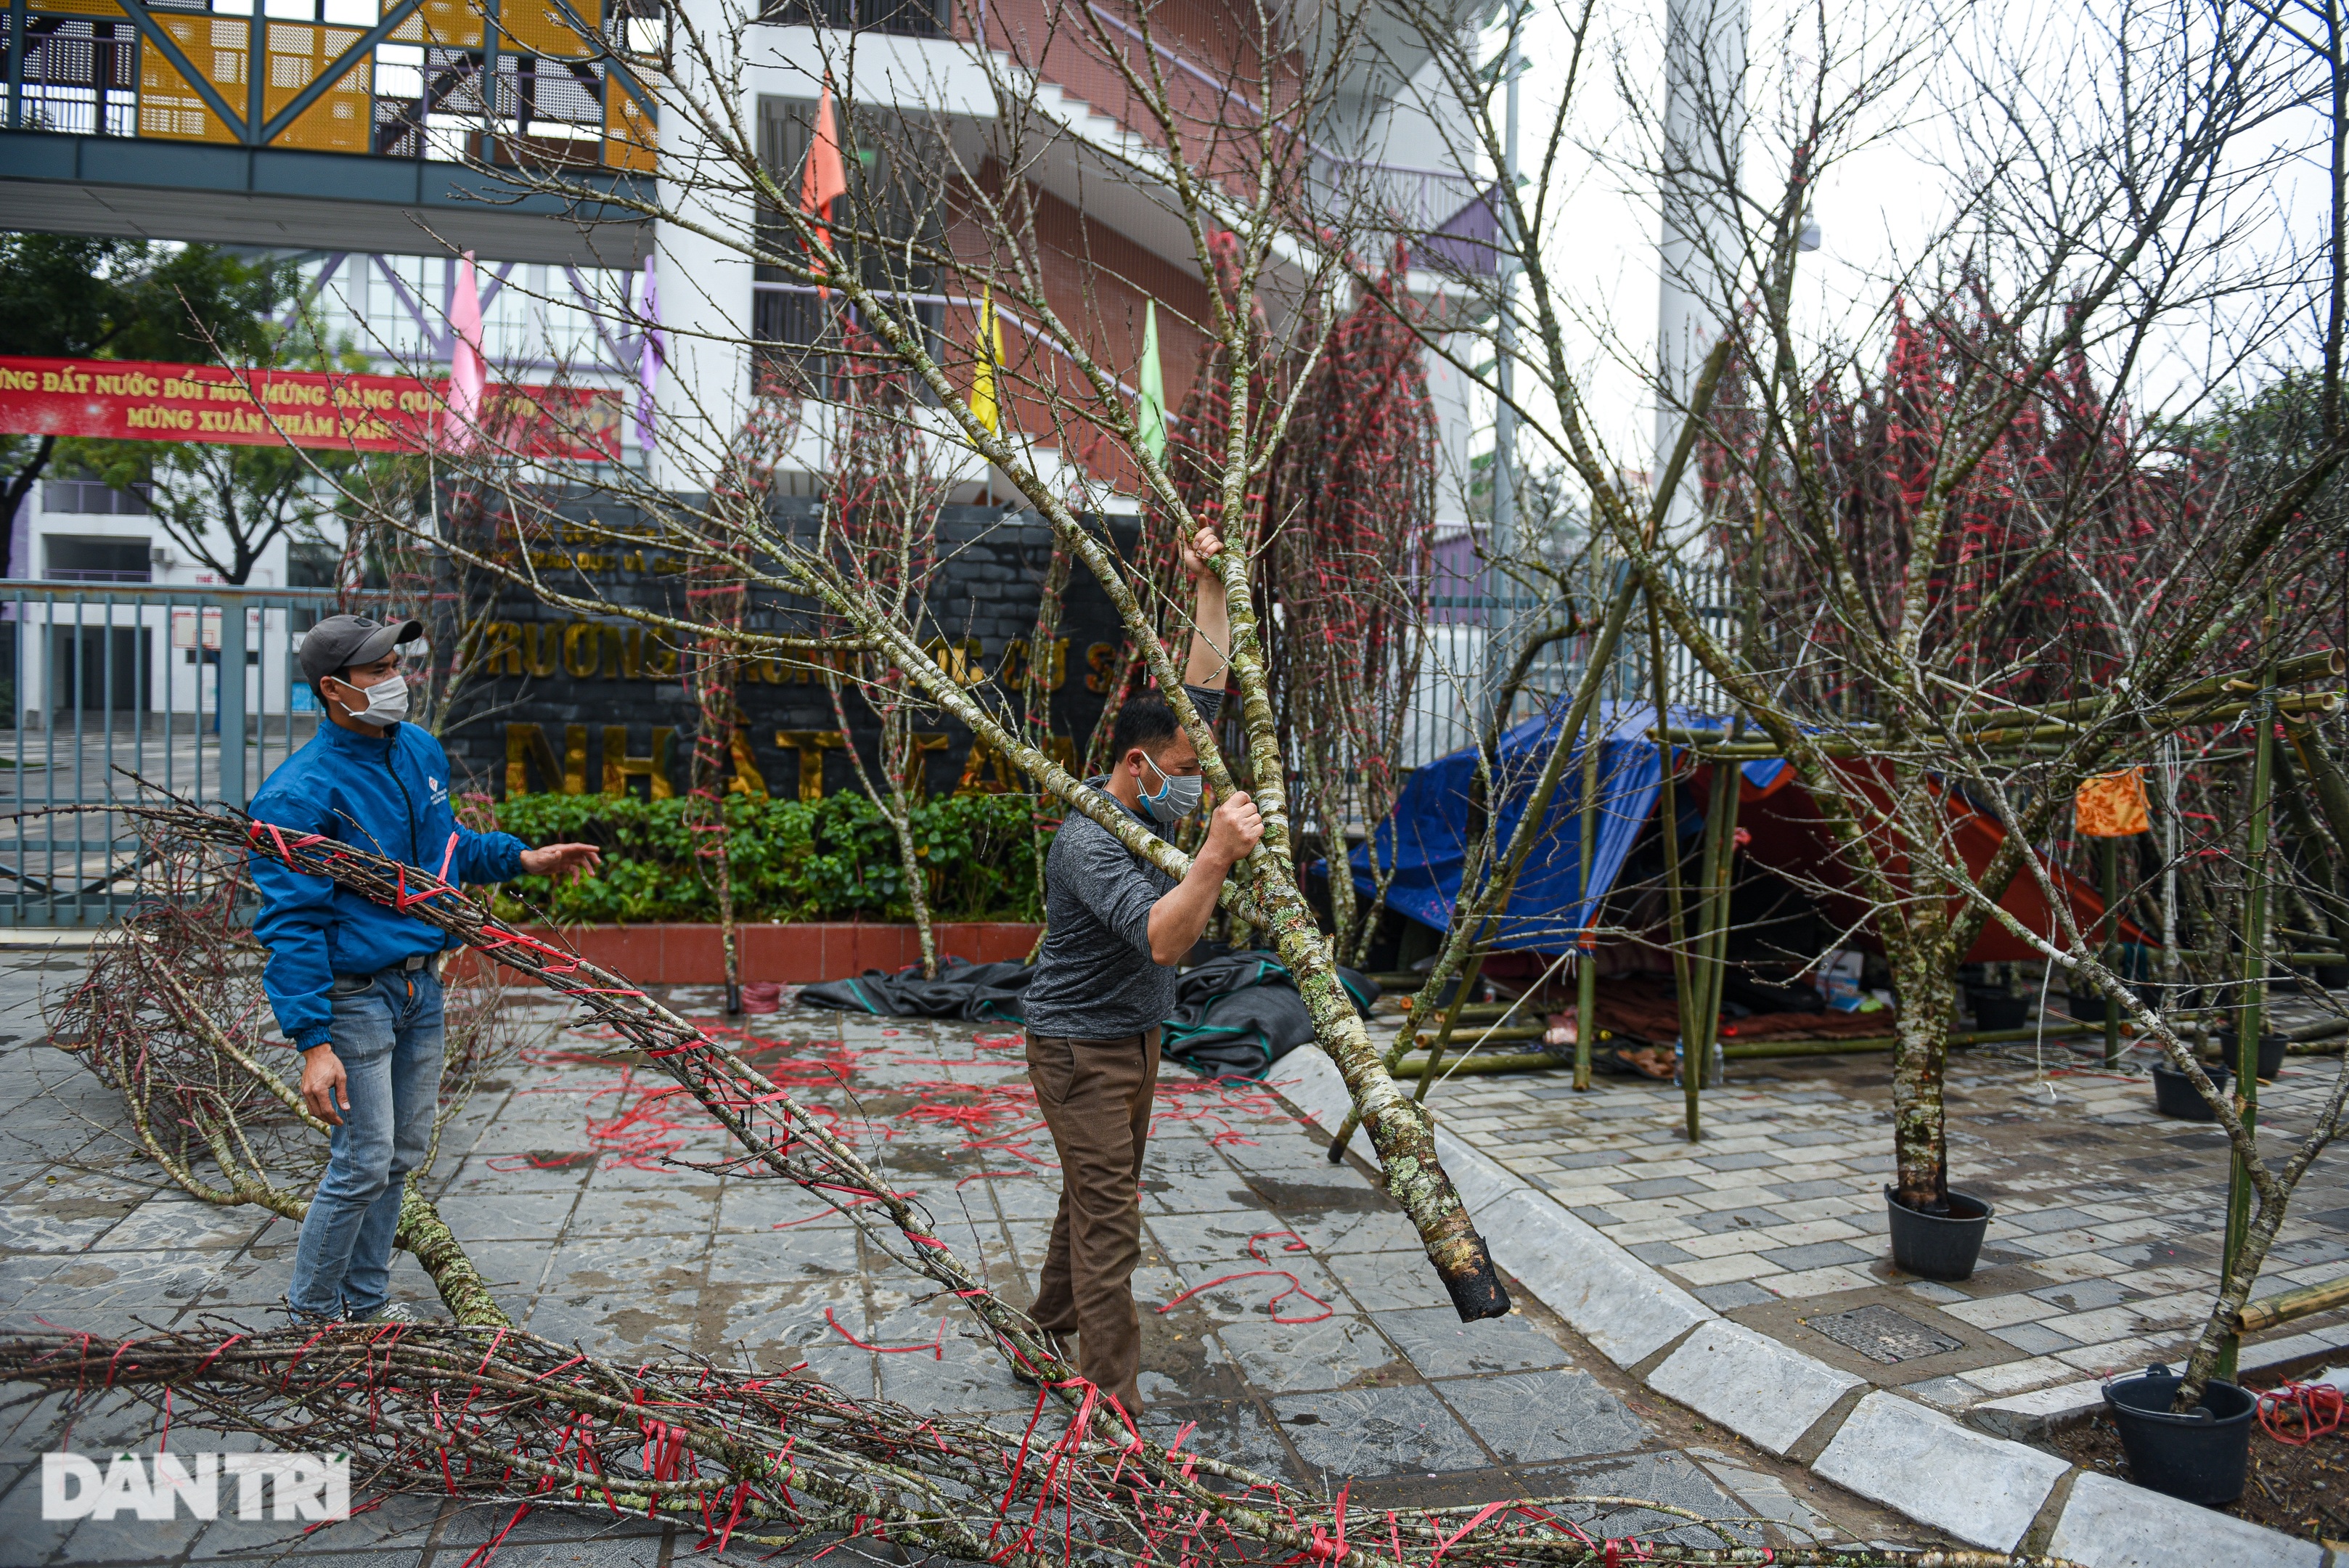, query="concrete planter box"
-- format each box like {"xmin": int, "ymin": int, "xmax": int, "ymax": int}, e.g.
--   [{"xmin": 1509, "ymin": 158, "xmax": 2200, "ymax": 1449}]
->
[{"xmin": 448, "ymin": 921, "xmax": 1041, "ymax": 985}]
